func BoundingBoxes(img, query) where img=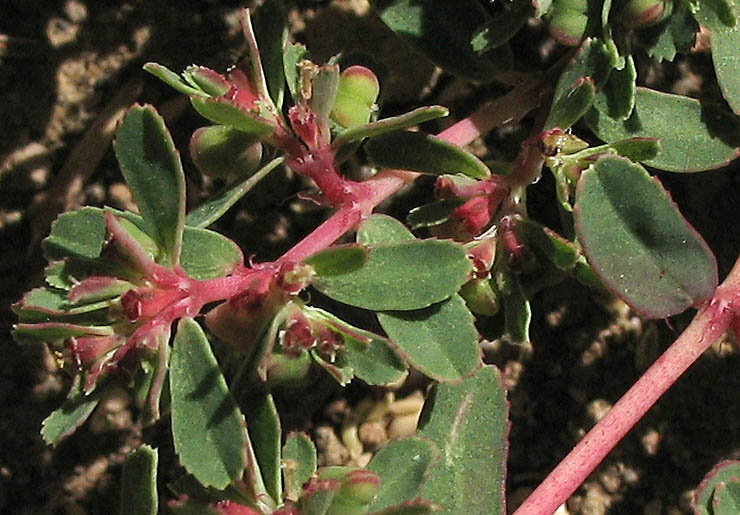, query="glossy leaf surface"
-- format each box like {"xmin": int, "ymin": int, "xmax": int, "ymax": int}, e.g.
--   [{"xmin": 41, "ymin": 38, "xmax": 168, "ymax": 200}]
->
[
  {"xmin": 170, "ymin": 318, "xmax": 247, "ymax": 489},
  {"xmin": 377, "ymin": 295, "xmax": 480, "ymax": 382},
  {"xmin": 575, "ymin": 155, "xmax": 717, "ymax": 318},
  {"xmin": 311, "ymin": 240, "xmax": 471, "ymax": 311},
  {"xmin": 120, "ymin": 445, "xmax": 158, "ymax": 515},
  {"xmin": 417, "ymin": 366, "xmax": 508, "ymax": 515},
  {"xmin": 113, "ymin": 105, "xmax": 185, "ymax": 266},
  {"xmin": 366, "ymin": 437, "xmax": 437, "ymax": 512},
  {"xmin": 586, "ymin": 88, "xmax": 740, "ymax": 172},
  {"xmin": 366, "ymin": 131, "xmax": 490, "ymax": 179}
]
